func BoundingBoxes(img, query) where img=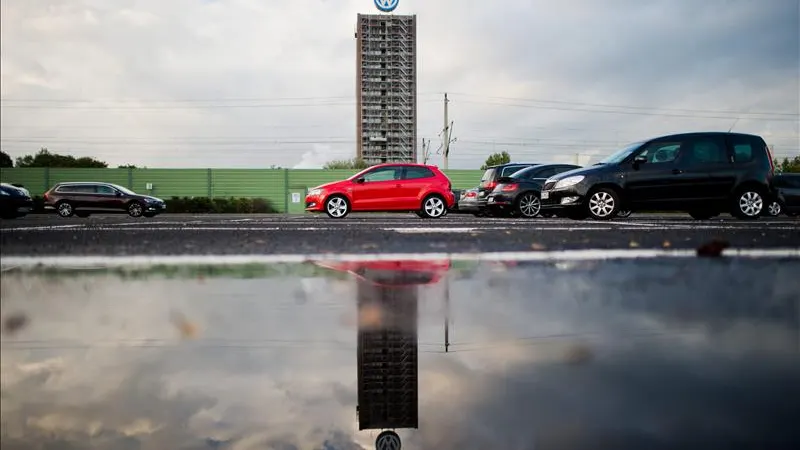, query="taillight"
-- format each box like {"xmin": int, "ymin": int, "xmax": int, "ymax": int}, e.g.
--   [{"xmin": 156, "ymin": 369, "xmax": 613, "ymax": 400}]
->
[
  {"xmin": 485, "ymin": 181, "xmax": 497, "ymax": 190},
  {"xmin": 466, "ymin": 191, "xmax": 476, "ymax": 198},
  {"xmin": 501, "ymin": 183, "xmax": 518, "ymax": 192},
  {"xmin": 767, "ymin": 145, "xmax": 775, "ymax": 172}
]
